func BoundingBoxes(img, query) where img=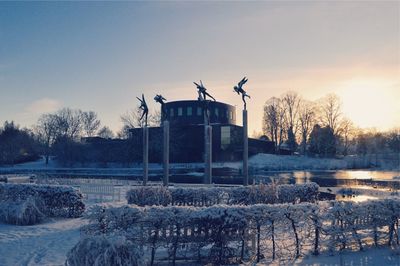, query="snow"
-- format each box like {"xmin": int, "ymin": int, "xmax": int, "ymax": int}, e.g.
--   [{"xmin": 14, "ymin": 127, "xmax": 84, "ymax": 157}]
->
[
  {"xmin": 77, "ymin": 198, "xmax": 400, "ymax": 264},
  {"xmin": 65, "ymin": 235, "xmax": 145, "ymax": 266},
  {"xmin": 0, "ymin": 218, "xmax": 84, "ymax": 266},
  {"xmin": 262, "ymin": 247, "xmax": 400, "ymax": 265},
  {"xmin": 1, "ymin": 194, "xmax": 400, "ymax": 265},
  {"xmin": 1, "ymin": 215, "xmax": 398, "ymax": 265}
]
